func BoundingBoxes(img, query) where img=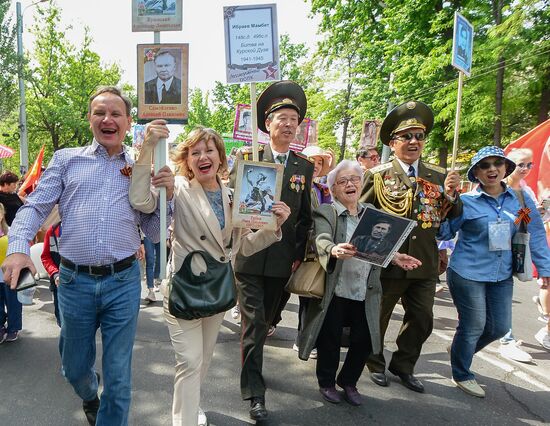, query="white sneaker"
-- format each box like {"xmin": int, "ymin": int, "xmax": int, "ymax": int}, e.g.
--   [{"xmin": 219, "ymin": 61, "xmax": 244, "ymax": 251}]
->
[
  {"xmin": 153, "ymin": 279, "xmax": 161, "ymax": 292},
  {"xmin": 499, "ymin": 340, "xmax": 532, "ymax": 363},
  {"xmin": 309, "ymin": 348, "xmax": 318, "ymax": 359},
  {"xmin": 535, "ymin": 327, "xmax": 550, "ymax": 350},
  {"xmin": 145, "ymin": 289, "xmax": 156, "ymax": 303},
  {"xmin": 231, "ymin": 305, "xmax": 241, "ymax": 320},
  {"xmin": 452, "ymin": 379, "xmax": 485, "ymax": 398},
  {"xmin": 292, "ymin": 343, "xmax": 299, "ymax": 352},
  {"xmin": 198, "ymin": 407, "xmax": 207, "ymax": 426}
]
